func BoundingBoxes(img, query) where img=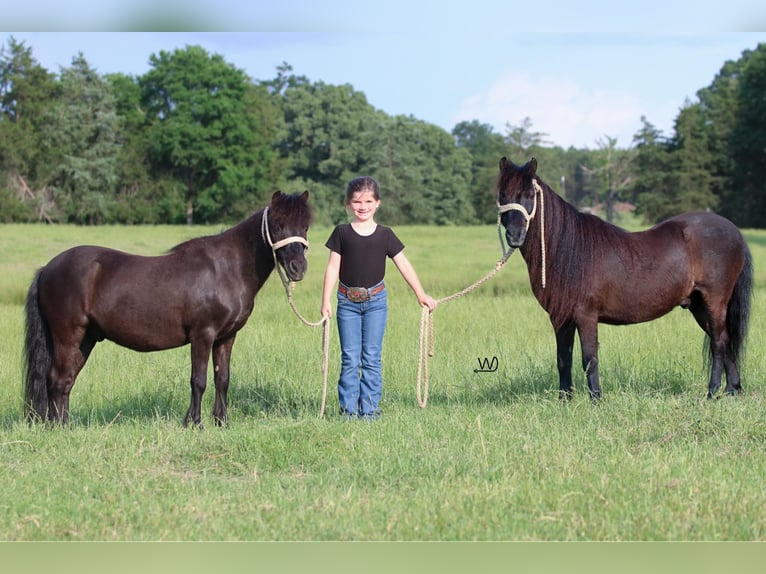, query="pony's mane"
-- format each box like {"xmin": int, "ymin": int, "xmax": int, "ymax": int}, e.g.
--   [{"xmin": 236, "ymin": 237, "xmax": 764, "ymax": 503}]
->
[
  {"xmin": 168, "ymin": 192, "xmax": 312, "ymax": 255},
  {"xmin": 522, "ymin": 178, "xmax": 635, "ymax": 330},
  {"xmin": 169, "ymin": 231, "xmax": 219, "ymax": 254}
]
